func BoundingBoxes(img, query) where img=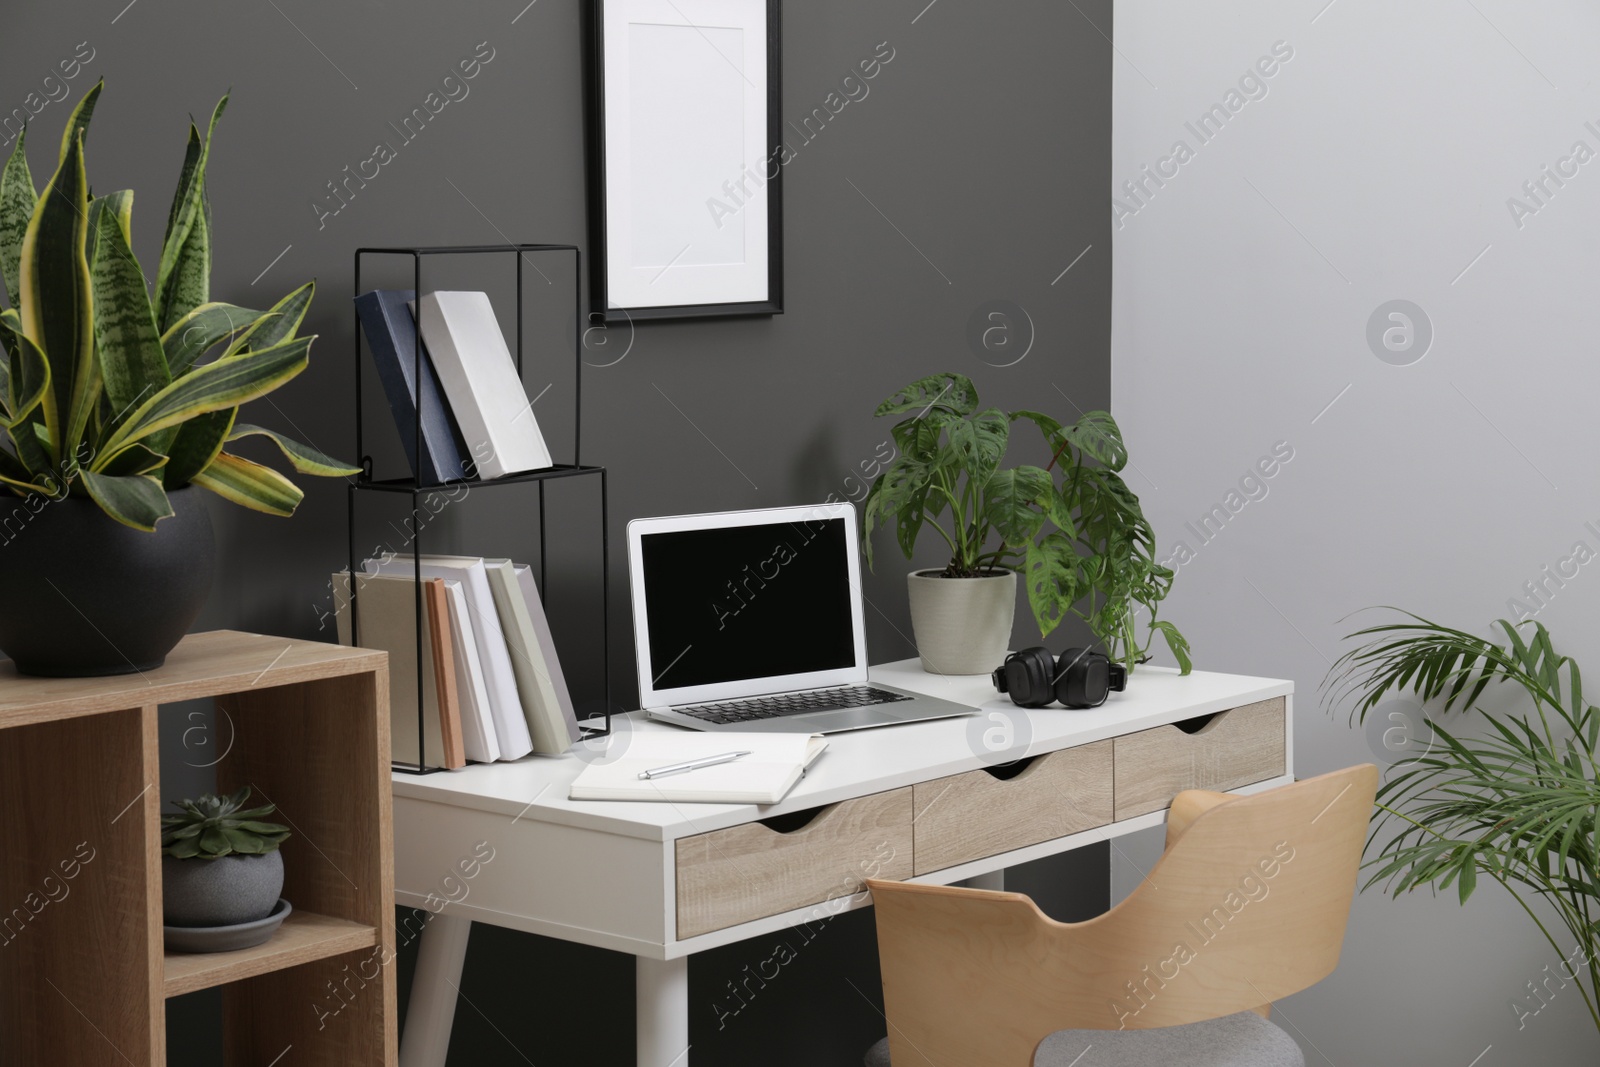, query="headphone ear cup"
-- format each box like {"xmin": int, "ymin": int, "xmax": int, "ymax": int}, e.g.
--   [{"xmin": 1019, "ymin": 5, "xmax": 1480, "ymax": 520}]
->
[
  {"xmin": 1055, "ymin": 647, "xmax": 1111, "ymax": 708},
  {"xmin": 1005, "ymin": 646, "xmax": 1056, "ymax": 708}
]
